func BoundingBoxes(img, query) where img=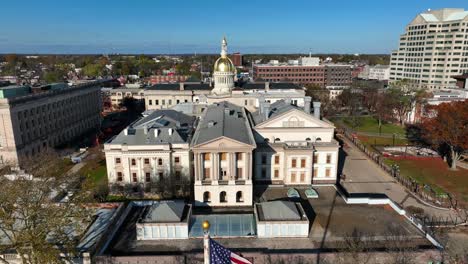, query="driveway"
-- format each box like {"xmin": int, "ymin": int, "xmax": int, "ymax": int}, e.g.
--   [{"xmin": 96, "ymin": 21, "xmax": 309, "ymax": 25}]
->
[{"xmin": 339, "ymin": 135, "xmax": 459, "ymax": 220}]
